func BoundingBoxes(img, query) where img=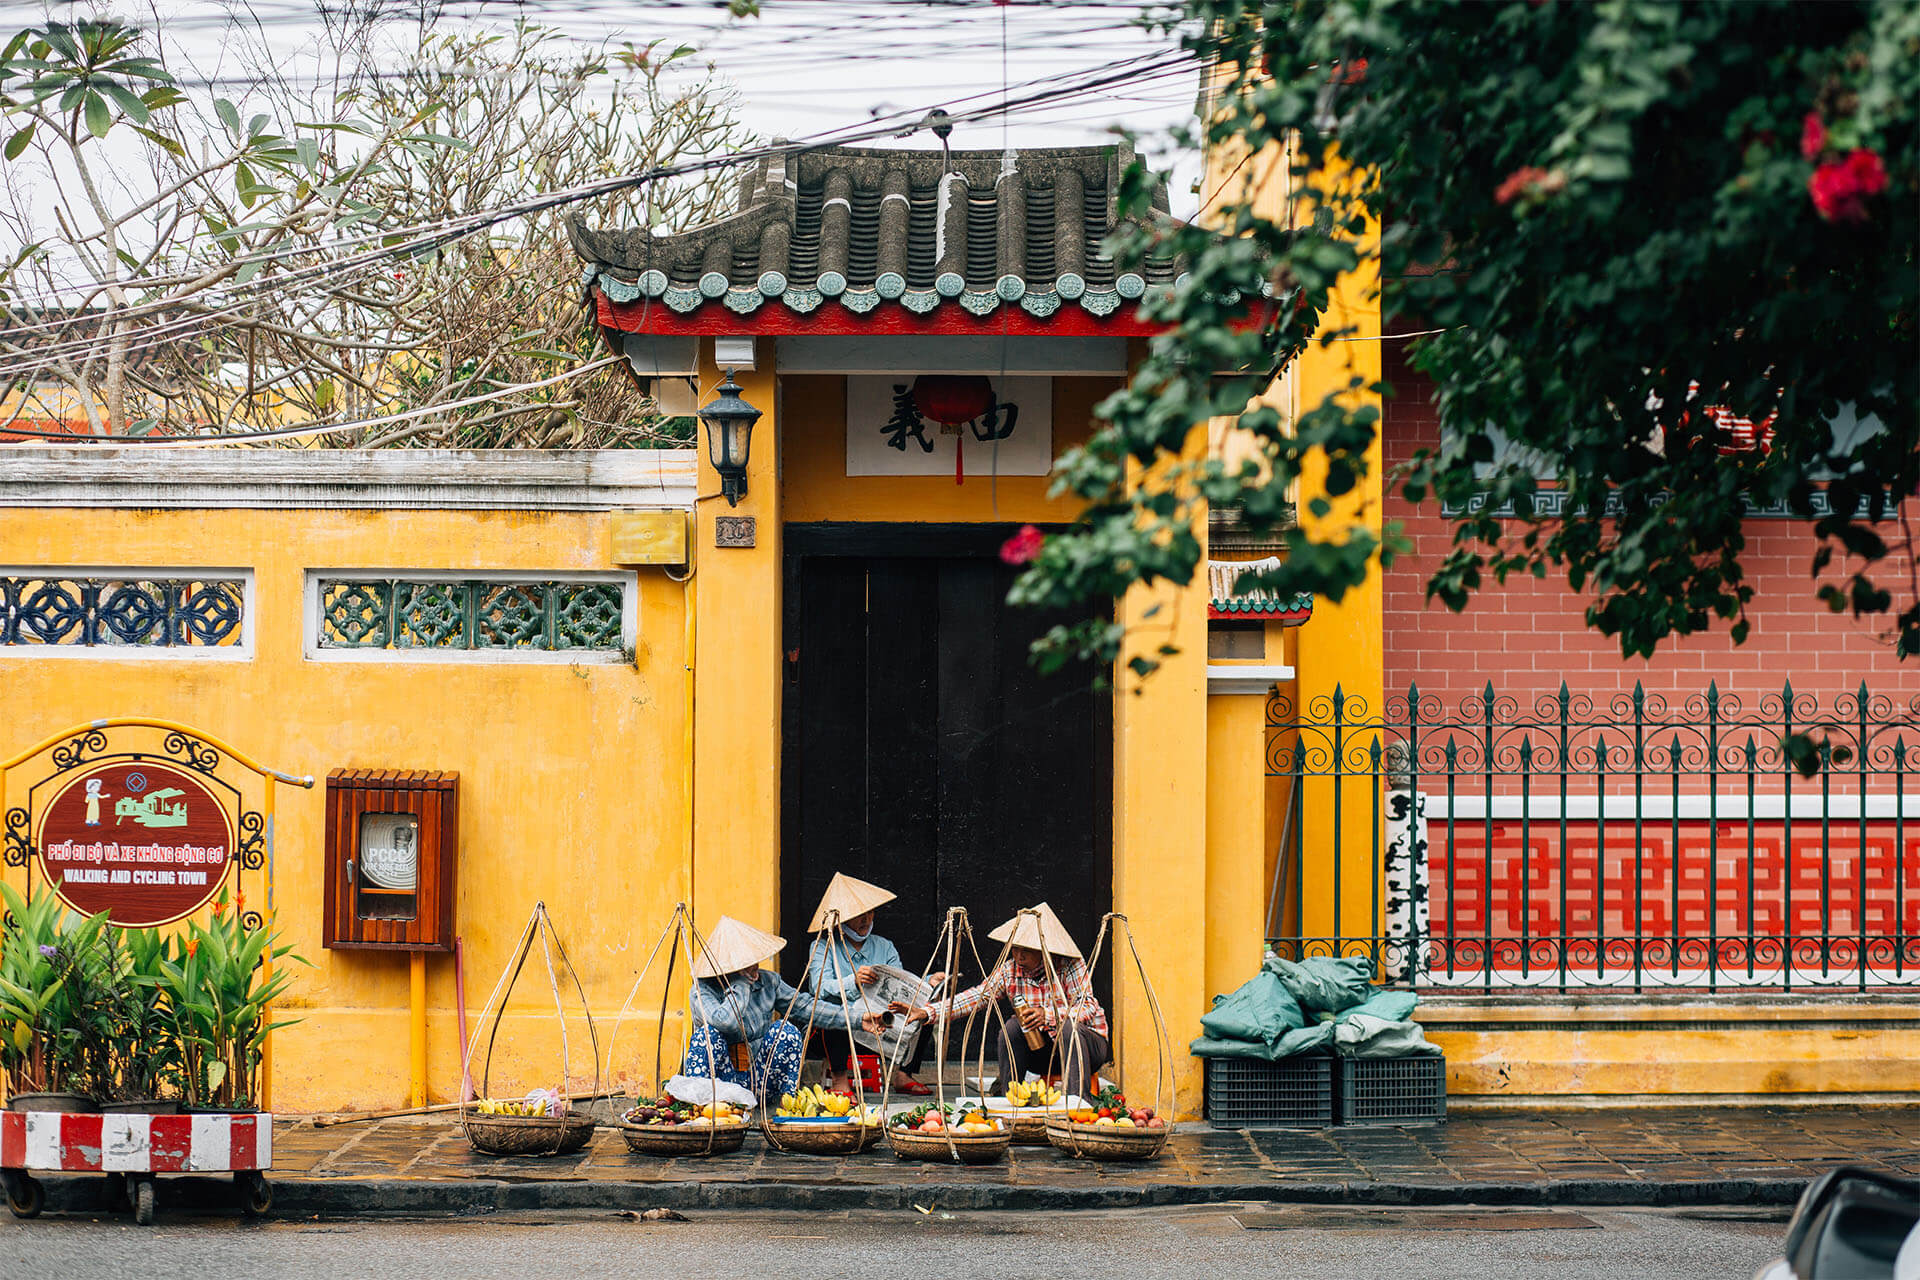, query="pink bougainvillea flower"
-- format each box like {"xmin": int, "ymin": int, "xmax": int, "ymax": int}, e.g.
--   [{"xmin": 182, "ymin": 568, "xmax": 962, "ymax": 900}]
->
[
  {"xmin": 1809, "ymin": 148, "xmax": 1887, "ymax": 222},
  {"xmin": 1800, "ymin": 112, "xmax": 1825, "ymax": 160},
  {"xmin": 999, "ymin": 524, "xmax": 1045, "ymax": 566},
  {"xmin": 1494, "ymin": 166, "xmax": 1565, "ymax": 206}
]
